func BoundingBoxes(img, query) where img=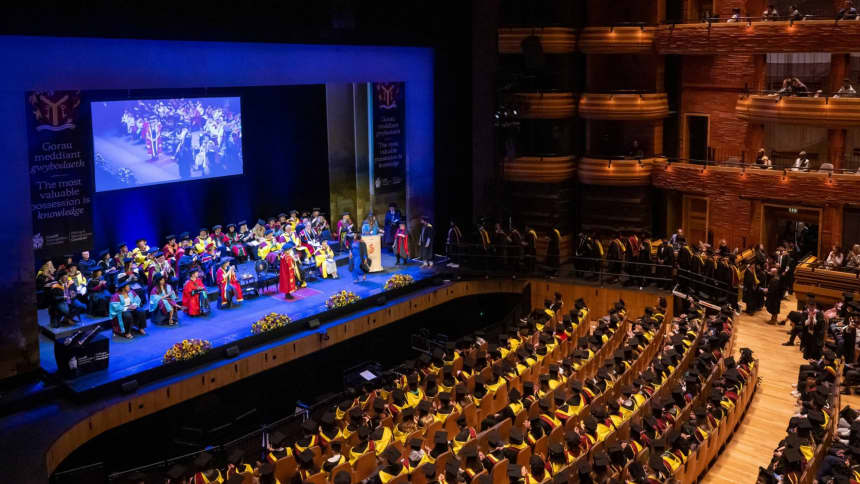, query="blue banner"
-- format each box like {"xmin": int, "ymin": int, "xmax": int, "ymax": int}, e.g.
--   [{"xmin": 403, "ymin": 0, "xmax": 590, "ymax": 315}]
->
[
  {"xmin": 371, "ymin": 82, "xmax": 406, "ymax": 194},
  {"xmin": 27, "ymin": 90, "xmax": 94, "ymax": 263}
]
